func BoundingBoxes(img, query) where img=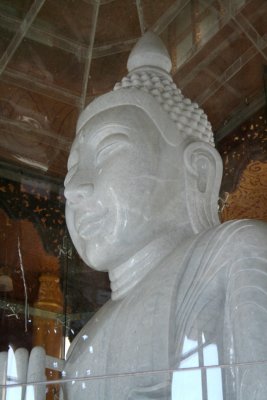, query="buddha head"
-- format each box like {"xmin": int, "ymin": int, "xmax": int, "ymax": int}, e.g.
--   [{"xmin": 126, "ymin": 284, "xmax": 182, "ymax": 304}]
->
[{"xmin": 64, "ymin": 32, "xmax": 223, "ymax": 271}]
